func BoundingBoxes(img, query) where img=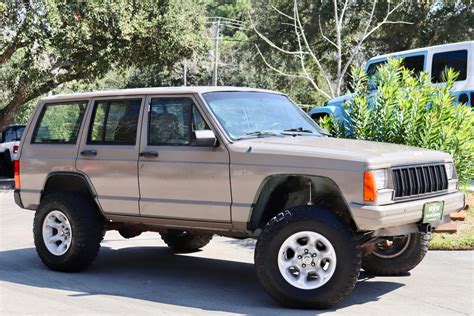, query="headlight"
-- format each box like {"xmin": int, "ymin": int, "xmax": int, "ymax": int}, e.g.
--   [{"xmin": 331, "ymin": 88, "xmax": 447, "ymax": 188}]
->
[
  {"xmin": 445, "ymin": 163, "xmax": 454, "ymax": 180},
  {"xmin": 364, "ymin": 169, "xmax": 389, "ymax": 202},
  {"xmin": 373, "ymin": 169, "xmax": 388, "ymax": 189}
]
